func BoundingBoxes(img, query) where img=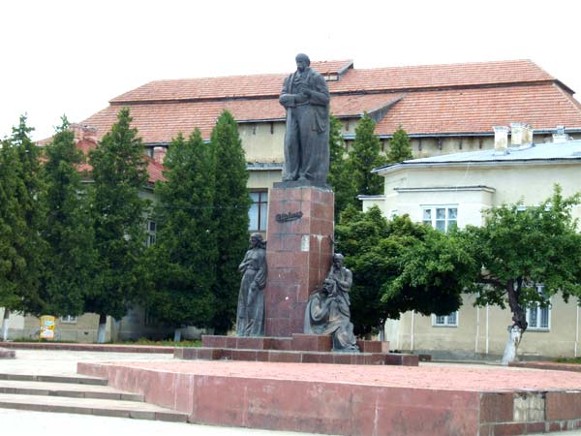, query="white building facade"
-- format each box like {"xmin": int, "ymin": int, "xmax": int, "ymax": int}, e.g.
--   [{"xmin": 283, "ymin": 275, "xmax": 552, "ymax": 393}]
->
[{"xmin": 365, "ymin": 126, "xmax": 581, "ymax": 360}]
